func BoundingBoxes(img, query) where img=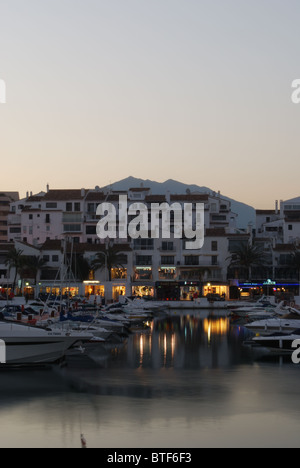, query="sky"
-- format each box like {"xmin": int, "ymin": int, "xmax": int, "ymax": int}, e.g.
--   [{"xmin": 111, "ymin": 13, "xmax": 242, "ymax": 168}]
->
[{"xmin": 1, "ymin": 0, "xmax": 300, "ymax": 208}]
